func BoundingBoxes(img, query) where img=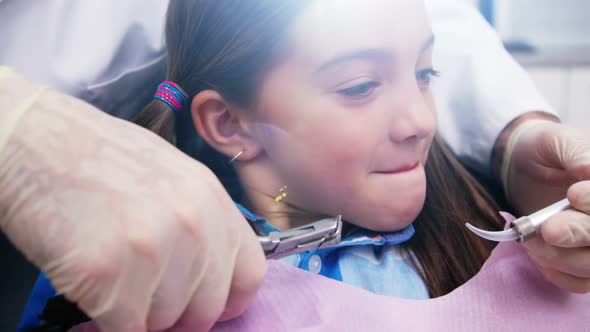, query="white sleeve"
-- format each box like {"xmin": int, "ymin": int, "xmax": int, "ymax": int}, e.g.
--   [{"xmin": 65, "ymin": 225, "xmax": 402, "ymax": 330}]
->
[
  {"xmin": 0, "ymin": 0, "xmax": 168, "ymax": 119},
  {"xmin": 425, "ymin": 0, "xmax": 557, "ymax": 175}
]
